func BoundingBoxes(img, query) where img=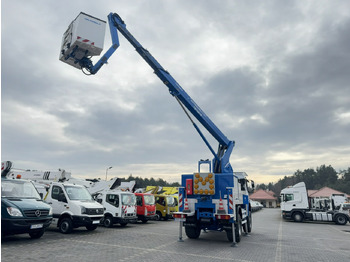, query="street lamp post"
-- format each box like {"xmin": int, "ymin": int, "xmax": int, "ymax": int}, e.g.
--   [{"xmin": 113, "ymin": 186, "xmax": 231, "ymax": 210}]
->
[{"xmin": 105, "ymin": 166, "xmax": 113, "ymax": 181}]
